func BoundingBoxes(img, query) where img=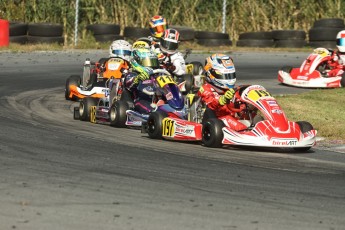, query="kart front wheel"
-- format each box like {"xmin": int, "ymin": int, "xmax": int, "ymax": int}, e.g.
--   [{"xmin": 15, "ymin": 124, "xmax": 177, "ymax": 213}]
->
[
  {"xmin": 202, "ymin": 118, "xmax": 224, "ymax": 148},
  {"xmin": 294, "ymin": 121, "xmax": 314, "ymax": 152},
  {"xmin": 280, "ymin": 66, "xmax": 293, "ymax": 73},
  {"xmin": 341, "ymin": 73, "xmax": 345, "ymax": 87},
  {"xmin": 79, "ymin": 97, "xmax": 97, "ymax": 121},
  {"xmin": 109, "ymin": 100, "xmax": 128, "ymax": 128},
  {"xmin": 65, "ymin": 75, "xmax": 81, "ymax": 101},
  {"xmin": 147, "ymin": 111, "xmax": 167, "ymax": 139}
]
